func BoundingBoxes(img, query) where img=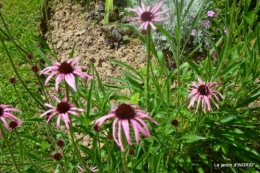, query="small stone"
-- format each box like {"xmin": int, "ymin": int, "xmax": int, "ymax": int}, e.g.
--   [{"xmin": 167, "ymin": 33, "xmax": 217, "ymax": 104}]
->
[
  {"xmin": 57, "ymin": 40, "xmax": 63, "ymax": 49},
  {"xmin": 74, "ymin": 30, "xmax": 87, "ymax": 36}
]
